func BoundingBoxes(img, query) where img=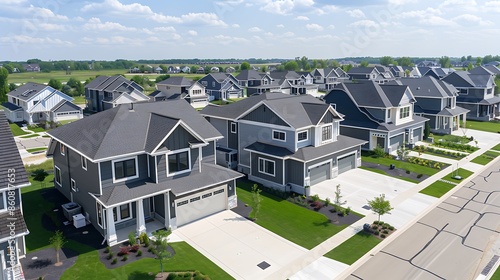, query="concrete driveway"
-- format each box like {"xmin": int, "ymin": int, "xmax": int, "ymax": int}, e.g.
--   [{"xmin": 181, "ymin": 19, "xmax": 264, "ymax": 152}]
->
[
  {"xmin": 311, "ymin": 168, "xmax": 416, "ymax": 216},
  {"xmin": 174, "ymin": 210, "xmax": 307, "ymax": 280}
]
